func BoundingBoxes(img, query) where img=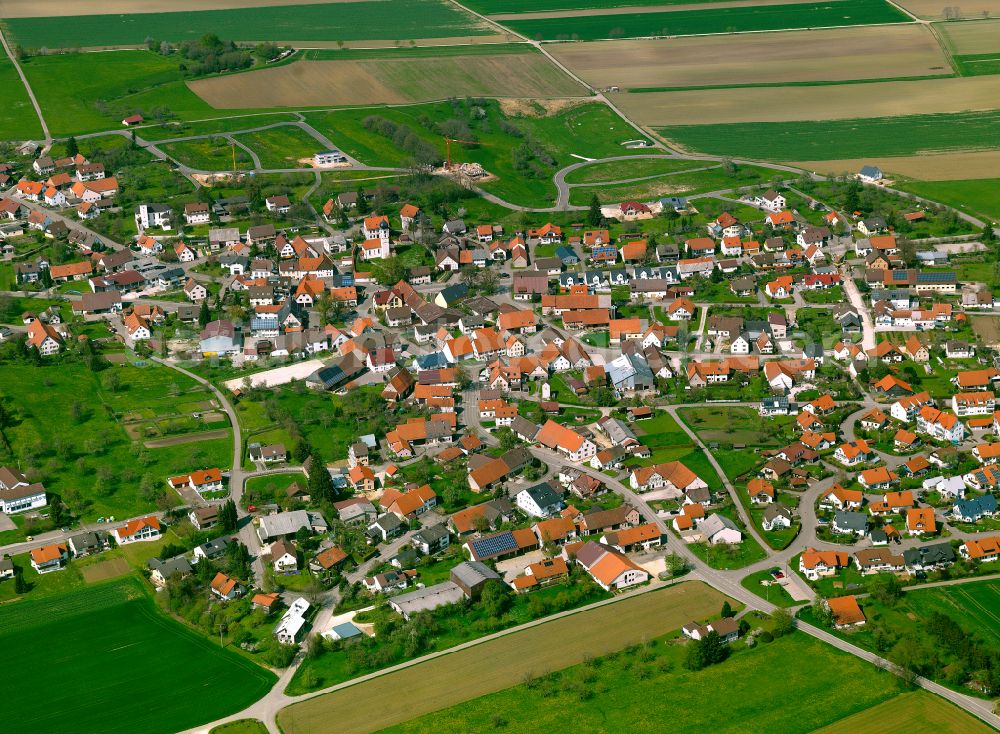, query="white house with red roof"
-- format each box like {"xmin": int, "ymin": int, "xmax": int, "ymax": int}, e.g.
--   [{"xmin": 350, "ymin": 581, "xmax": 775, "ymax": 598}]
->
[{"xmin": 113, "ymin": 516, "xmax": 162, "ymax": 544}]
